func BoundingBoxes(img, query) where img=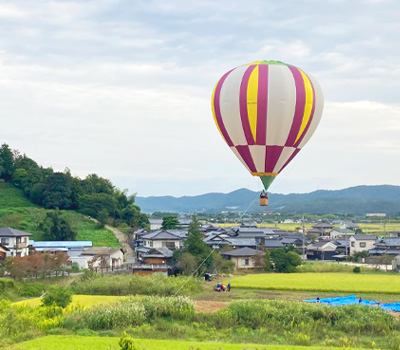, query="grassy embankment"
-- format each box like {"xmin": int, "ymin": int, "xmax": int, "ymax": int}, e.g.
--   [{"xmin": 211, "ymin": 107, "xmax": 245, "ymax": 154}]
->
[
  {"xmin": 0, "ymin": 181, "xmax": 119, "ymax": 247},
  {"xmin": 11, "ymin": 336, "xmax": 373, "ymax": 350}
]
